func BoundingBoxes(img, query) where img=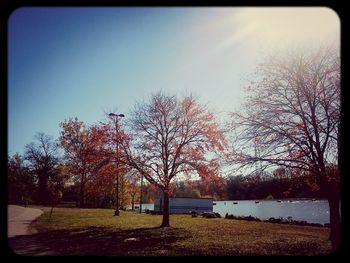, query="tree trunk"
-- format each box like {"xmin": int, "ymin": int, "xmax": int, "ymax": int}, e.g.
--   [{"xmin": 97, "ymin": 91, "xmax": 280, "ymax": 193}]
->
[
  {"xmin": 49, "ymin": 195, "xmax": 58, "ymax": 221},
  {"xmin": 161, "ymin": 191, "xmax": 170, "ymax": 227},
  {"xmin": 328, "ymin": 184, "xmax": 341, "ymax": 252},
  {"xmin": 38, "ymin": 175, "xmax": 49, "ymax": 204},
  {"xmin": 140, "ymin": 175, "xmax": 143, "ymax": 213},
  {"xmin": 131, "ymin": 196, "xmax": 135, "ymax": 210},
  {"xmin": 49, "ymin": 206, "xmax": 54, "ymax": 221},
  {"xmin": 79, "ymin": 182, "xmax": 85, "ymax": 208},
  {"xmin": 120, "ymin": 174, "xmax": 124, "ymax": 210},
  {"xmin": 320, "ymin": 166, "xmax": 340, "ymax": 252},
  {"xmin": 49, "ymin": 200, "xmax": 55, "ymax": 221}
]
